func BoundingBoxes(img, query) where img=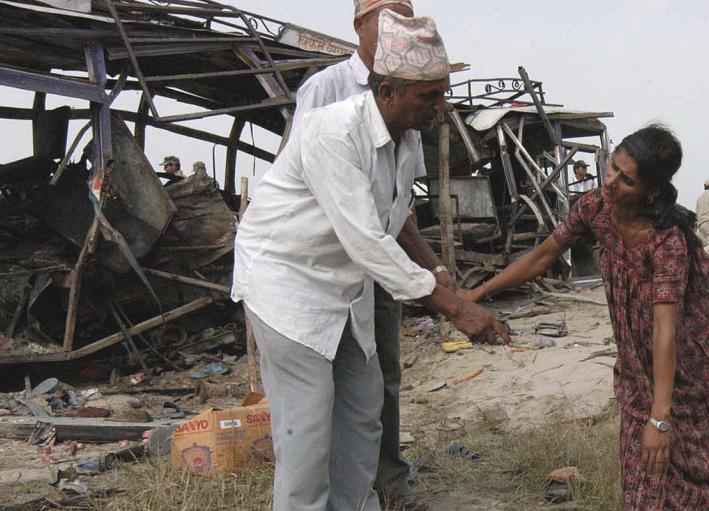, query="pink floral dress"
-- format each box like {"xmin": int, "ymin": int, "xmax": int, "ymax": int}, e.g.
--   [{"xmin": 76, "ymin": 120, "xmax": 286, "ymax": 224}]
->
[{"xmin": 553, "ymin": 189, "xmax": 709, "ymax": 510}]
